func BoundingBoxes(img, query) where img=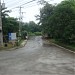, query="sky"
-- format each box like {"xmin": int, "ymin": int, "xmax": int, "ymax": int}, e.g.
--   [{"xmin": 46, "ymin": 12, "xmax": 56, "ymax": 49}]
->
[{"xmin": 1, "ymin": 0, "xmax": 64, "ymax": 23}]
